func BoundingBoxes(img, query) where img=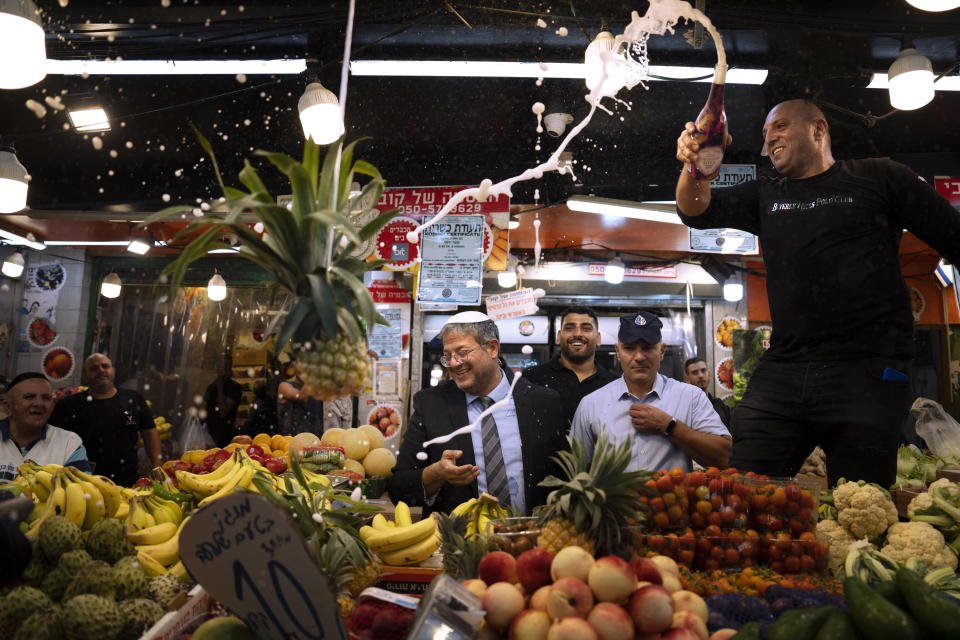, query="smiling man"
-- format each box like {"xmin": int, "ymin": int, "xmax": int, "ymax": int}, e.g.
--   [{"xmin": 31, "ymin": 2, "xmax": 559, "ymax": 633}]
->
[
  {"xmin": 523, "ymin": 306, "xmax": 617, "ymax": 429},
  {"xmin": 570, "ymin": 312, "xmax": 730, "ymax": 472},
  {"xmin": 674, "ymin": 98, "xmax": 960, "ymax": 487},
  {"xmin": 684, "ymin": 357, "xmax": 731, "ymax": 428},
  {"xmin": 1, "ymin": 372, "xmax": 91, "ymax": 483},
  {"xmin": 389, "ymin": 311, "xmax": 567, "ymax": 516}
]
